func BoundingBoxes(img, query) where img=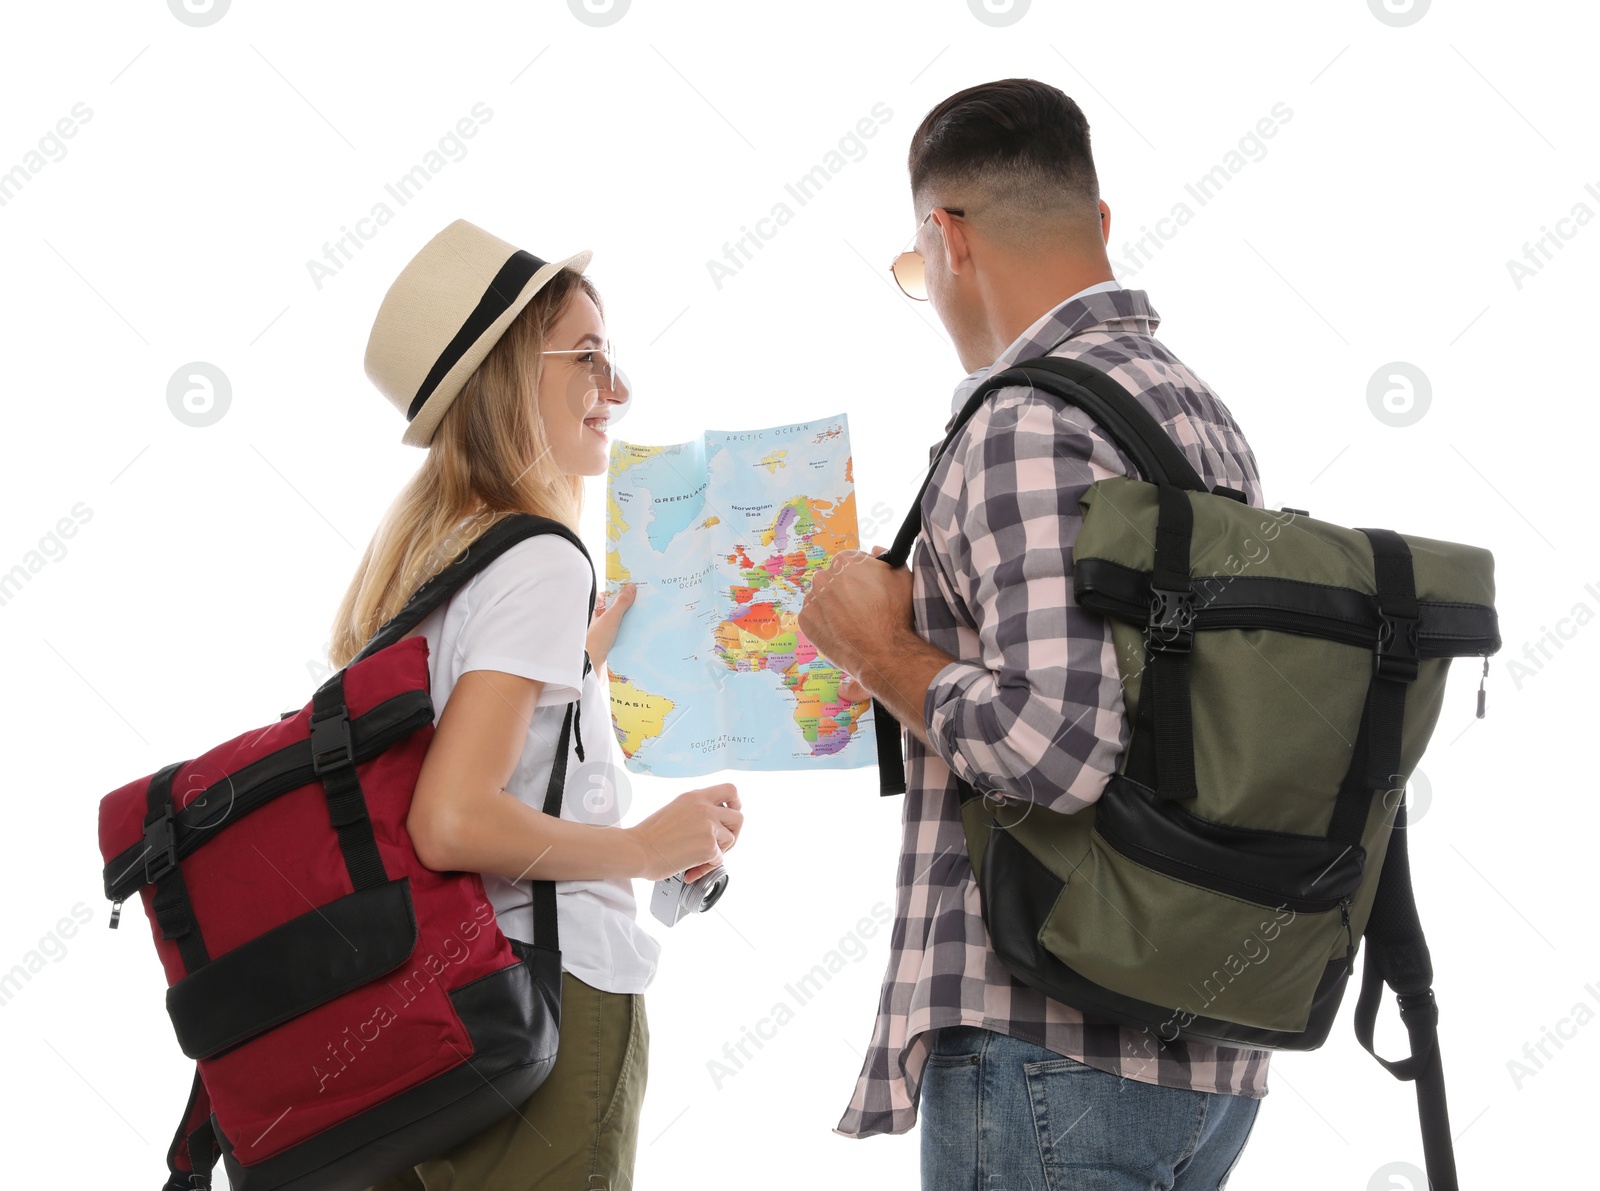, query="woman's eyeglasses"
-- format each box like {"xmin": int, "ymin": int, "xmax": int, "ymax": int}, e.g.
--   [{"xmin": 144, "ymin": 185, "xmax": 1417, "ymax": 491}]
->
[
  {"xmin": 541, "ymin": 343, "xmax": 625, "ymax": 395},
  {"xmin": 889, "ymin": 207, "xmax": 964, "ymax": 301}
]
